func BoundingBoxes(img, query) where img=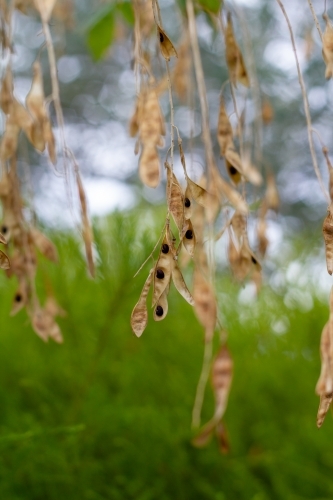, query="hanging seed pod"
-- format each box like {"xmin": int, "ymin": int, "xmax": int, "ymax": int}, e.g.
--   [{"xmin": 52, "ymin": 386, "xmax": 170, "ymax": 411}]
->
[
  {"xmin": 139, "ymin": 145, "xmax": 160, "ymax": 188},
  {"xmin": 216, "ymin": 421, "xmax": 230, "ymax": 454},
  {"xmin": 217, "ymin": 99, "xmax": 234, "ymax": 156},
  {"xmin": 10, "ymin": 280, "xmax": 28, "ymax": 316},
  {"xmin": 173, "ymin": 35, "xmax": 191, "ymax": 101},
  {"xmin": 31, "ymin": 303, "xmax": 63, "ymax": 343},
  {"xmin": 225, "ymin": 158, "xmax": 241, "ymax": 185},
  {"xmin": 140, "ymin": 88, "xmax": 165, "ymax": 147},
  {"xmin": 76, "ymin": 171, "xmax": 95, "ymax": 278},
  {"xmin": 265, "ymin": 173, "xmax": 279, "ymax": 211},
  {"xmin": 193, "ymin": 270, "xmax": 217, "ymax": 342},
  {"xmin": 0, "ymin": 114, "xmax": 20, "ymax": 161},
  {"xmin": 30, "ymin": 227, "xmax": 58, "ymax": 262},
  {"xmin": 0, "ymin": 65, "xmax": 13, "ymax": 114},
  {"xmin": 231, "ymin": 211, "xmax": 246, "ymax": 243},
  {"xmin": 33, "ymin": 0, "xmax": 57, "ymax": 22},
  {"xmin": 323, "ymin": 205, "xmax": 333, "ymax": 275},
  {"xmin": 172, "ymin": 262, "xmax": 195, "ymax": 306},
  {"xmin": 228, "ymin": 231, "xmax": 240, "ymax": 275},
  {"xmin": 131, "ymin": 269, "xmax": 153, "ymax": 337},
  {"xmin": 257, "ymin": 217, "xmax": 269, "ymax": 257},
  {"xmin": 323, "ymin": 14, "xmax": 333, "ymax": 79},
  {"xmin": 0, "ymin": 231, "xmax": 7, "ymax": 244},
  {"xmin": 182, "ymin": 219, "xmax": 196, "ymax": 256},
  {"xmin": 152, "ymin": 238, "xmax": 174, "ymax": 305},
  {"xmin": 166, "ymin": 163, "xmax": 185, "ymax": 234},
  {"xmin": 184, "ymin": 184, "xmax": 193, "ymax": 220},
  {"xmin": 0, "ymin": 248, "xmax": 10, "ymax": 269},
  {"xmin": 224, "ymin": 14, "xmax": 249, "ymax": 87},
  {"xmin": 157, "ymin": 25, "xmax": 178, "ymax": 61},
  {"xmin": 317, "ymin": 392, "xmax": 333, "ymax": 428},
  {"xmin": 129, "ymin": 95, "xmax": 143, "ymax": 138},
  {"xmin": 212, "ymin": 346, "xmax": 233, "ymax": 421},
  {"xmin": 186, "ymin": 176, "xmax": 215, "ymax": 208},
  {"xmin": 215, "ymin": 174, "xmax": 248, "ymax": 215},
  {"xmin": 153, "ymin": 285, "xmax": 169, "ymax": 321},
  {"xmin": 43, "ymin": 118, "xmax": 56, "ymax": 164},
  {"xmin": 26, "ymin": 61, "xmax": 46, "ymax": 123}
]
